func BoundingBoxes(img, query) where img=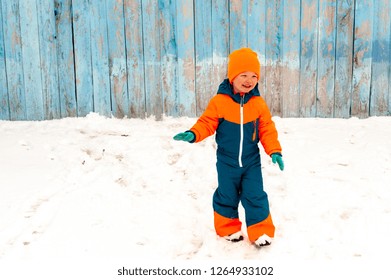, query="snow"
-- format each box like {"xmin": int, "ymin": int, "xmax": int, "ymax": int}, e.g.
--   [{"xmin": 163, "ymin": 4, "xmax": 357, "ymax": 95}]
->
[{"xmin": 1, "ymin": 113, "xmax": 390, "ymax": 279}]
